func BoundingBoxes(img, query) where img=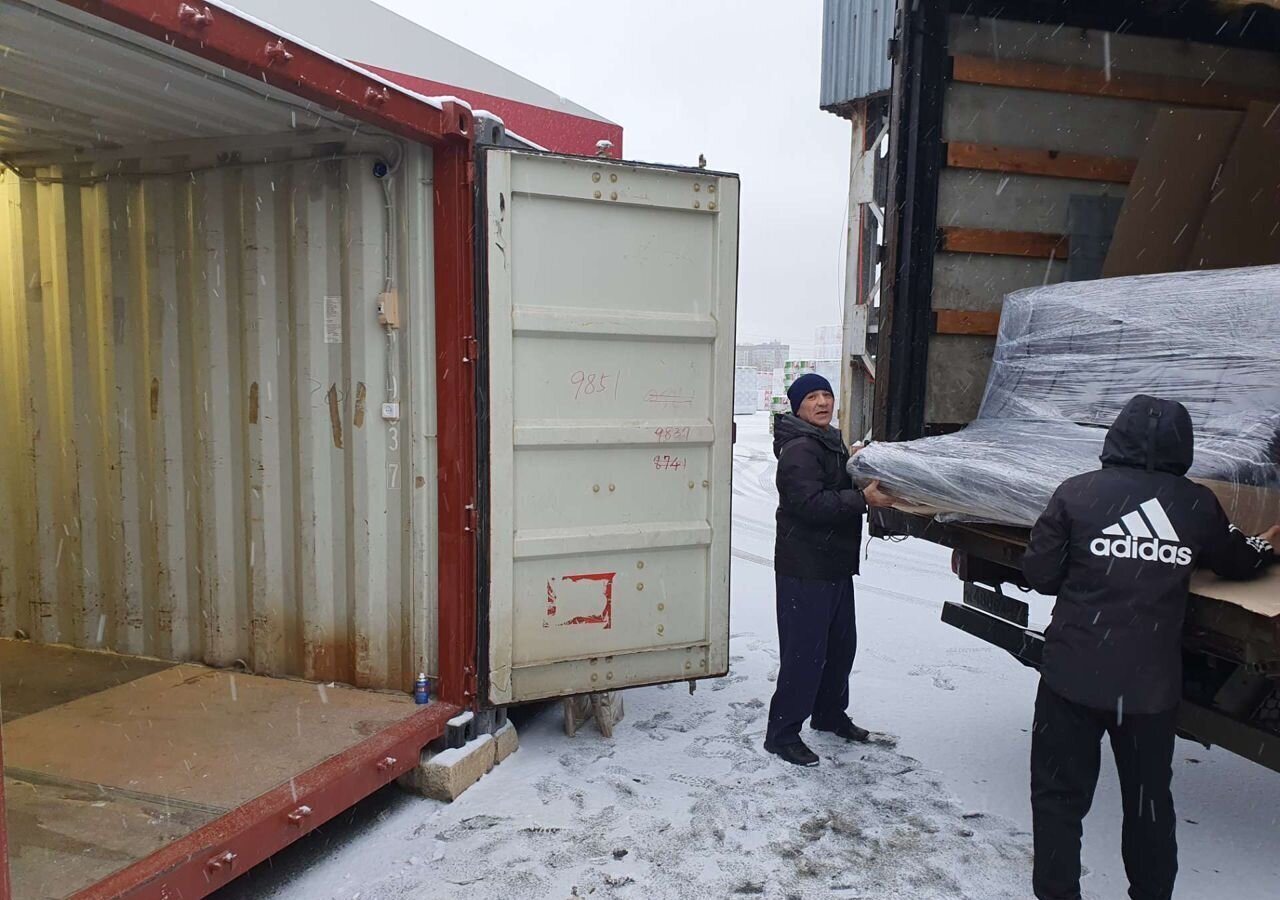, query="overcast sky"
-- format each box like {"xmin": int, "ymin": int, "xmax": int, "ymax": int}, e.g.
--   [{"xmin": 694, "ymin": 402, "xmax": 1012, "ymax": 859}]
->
[{"xmin": 376, "ymin": 0, "xmax": 852, "ymax": 352}]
